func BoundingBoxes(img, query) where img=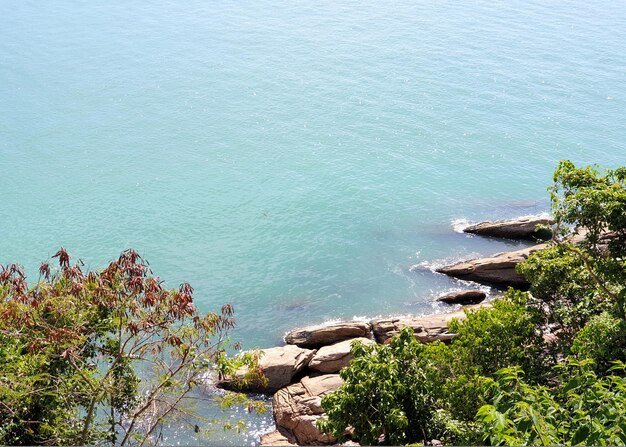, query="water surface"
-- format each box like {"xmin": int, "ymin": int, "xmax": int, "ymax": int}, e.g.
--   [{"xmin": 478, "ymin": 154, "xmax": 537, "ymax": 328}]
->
[{"xmin": 1, "ymin": 1, "xmax": 625, "ymax": 443}]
